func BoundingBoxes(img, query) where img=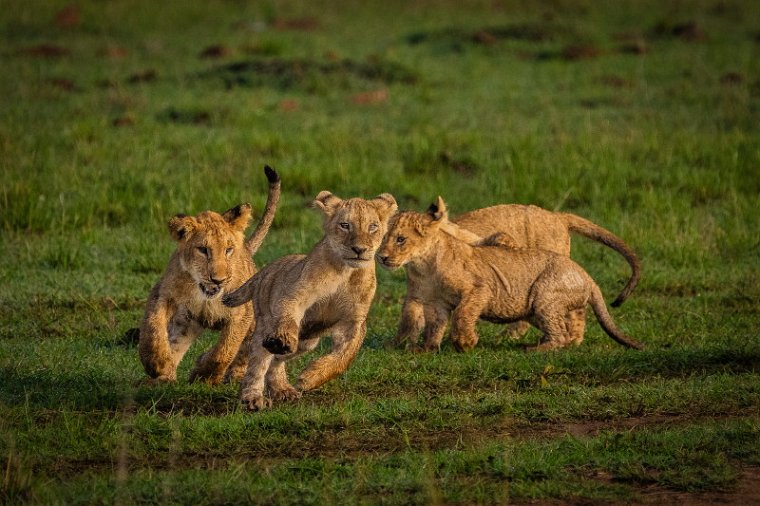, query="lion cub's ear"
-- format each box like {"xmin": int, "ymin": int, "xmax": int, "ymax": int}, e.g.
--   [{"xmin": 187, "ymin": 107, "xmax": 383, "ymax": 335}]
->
[
  {"xmin": 312, "ymin": 191, "xmax": 343, "ymax": 217},
  {"xmin": 222, "ymin": 203, "xmax": 253, "ymax": 232},
  {"xmin": 371, "ymin": 193, "xmax": 398, "ymax": 221},
  {"xmin": 168, "ymin": 214, "xmax": 197, "ymax": 242},
  {"xmin": 427, "ymin": 196, "xmax": 448, "ymax": 222}
]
